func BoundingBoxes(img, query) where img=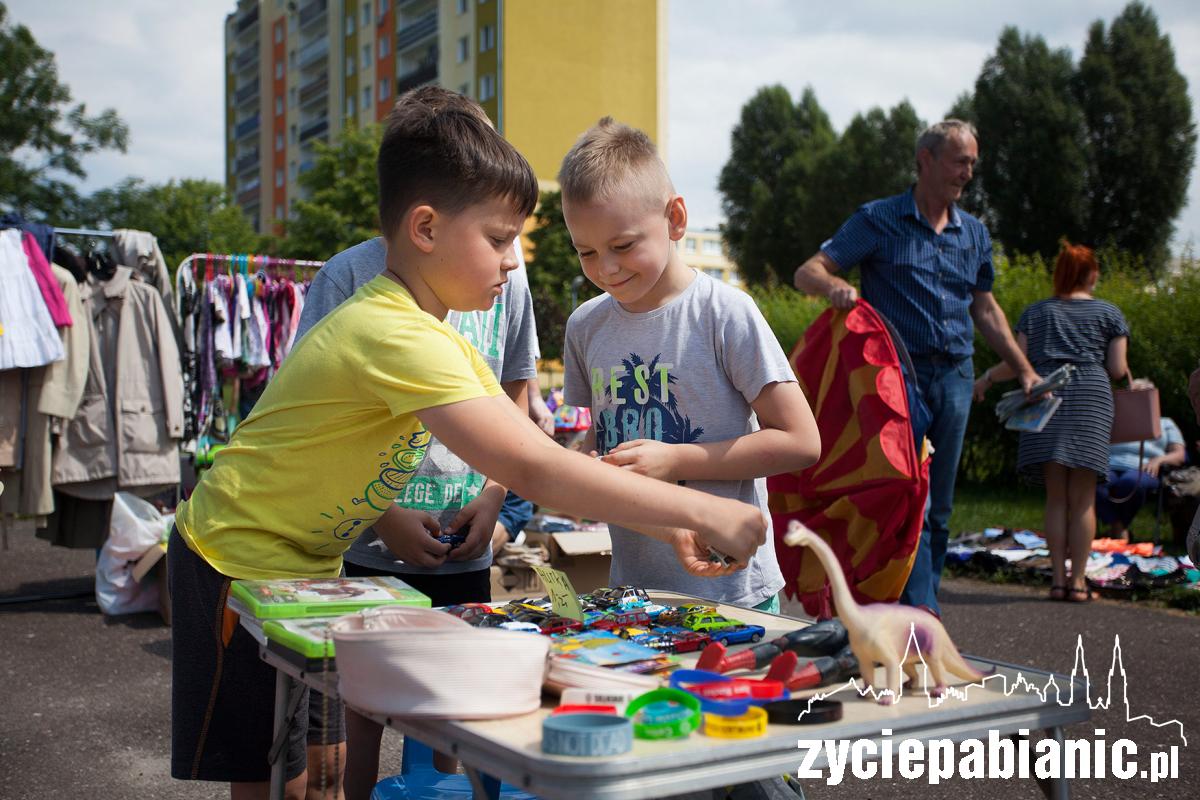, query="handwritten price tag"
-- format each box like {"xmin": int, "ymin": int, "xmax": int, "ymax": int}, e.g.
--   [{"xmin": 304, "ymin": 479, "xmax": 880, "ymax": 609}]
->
[{"xmin": 532, "ymin": 566, "xmax": 584, "ymax": 621}]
